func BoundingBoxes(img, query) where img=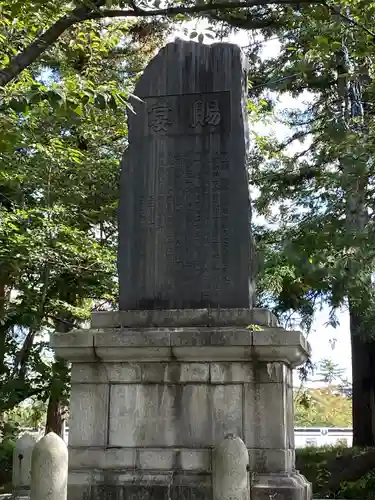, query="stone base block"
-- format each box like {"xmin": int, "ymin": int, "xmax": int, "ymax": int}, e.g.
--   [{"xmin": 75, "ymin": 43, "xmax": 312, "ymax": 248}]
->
[
  {"xmin": 68, "ymin": 471, "xmax": 211, "ymax": 500},
  {"xmin": 66, "ymin": 470, "xmax": 311, "ymax": 500},
  {"xmin": 51, "ymin": 308, "xmax": 310, "ymax": 367},
  {"xmin": 251, "ymin": 472, "xmax": 311, "ymax": 500},
  {"xmin": 50, "ymin": 309, "xmax": 312, "ymax": 500},
  {"xmin": 90, "ymin": 308, "xmax": 278, "ymax": 329}
]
